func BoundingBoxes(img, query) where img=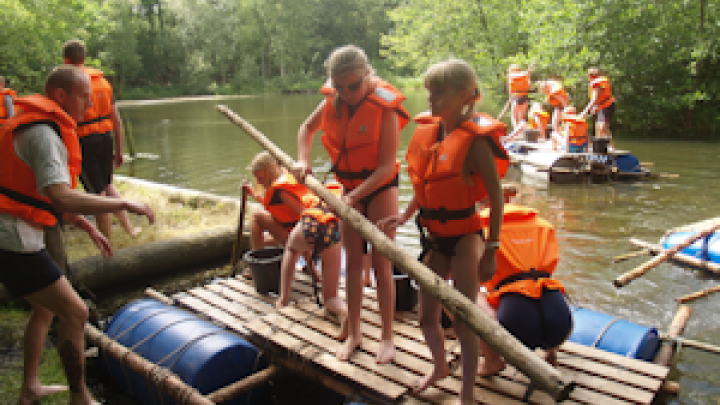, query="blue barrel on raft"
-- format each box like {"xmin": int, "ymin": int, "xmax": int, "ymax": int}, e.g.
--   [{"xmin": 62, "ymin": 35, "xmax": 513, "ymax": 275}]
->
[
  {"xmin": 101, "ymin": 299, "xmax": 267, "ymax": 405},
  {"xmin": 661, "ymin": 231, "xmax": 710, "ymax": 260},
  {"xmin": 568, "ymin": 307, "xmax": 660, "ymax": 361},
  {"xmin": 613, "ymin": 153, "xmax": 642, "ymax": 173}
]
